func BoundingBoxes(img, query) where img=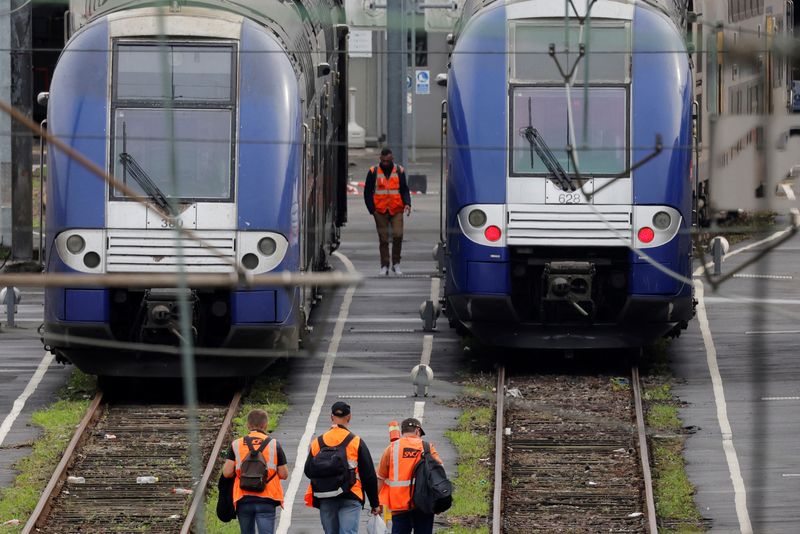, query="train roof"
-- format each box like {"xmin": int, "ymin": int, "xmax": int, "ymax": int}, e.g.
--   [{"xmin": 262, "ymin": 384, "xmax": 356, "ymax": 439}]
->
[
  {"xmin": 455, "ymin": 0, "xmax": 688, "ymax": 36},
  {"xmin": 69, "ymin": 0, "xmax": 344, "ymax": 33}
]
